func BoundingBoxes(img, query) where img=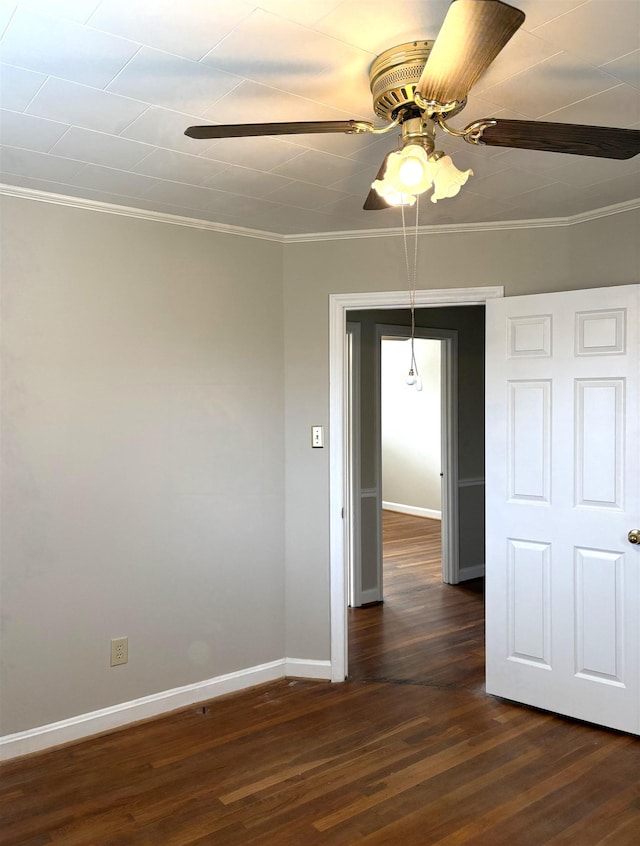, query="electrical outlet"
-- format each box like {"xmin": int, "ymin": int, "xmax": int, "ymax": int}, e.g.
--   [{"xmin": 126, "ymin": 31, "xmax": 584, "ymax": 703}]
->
[{"xmin": 110, "ymin": 637, "xmax": 128, "ymax": 667}]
